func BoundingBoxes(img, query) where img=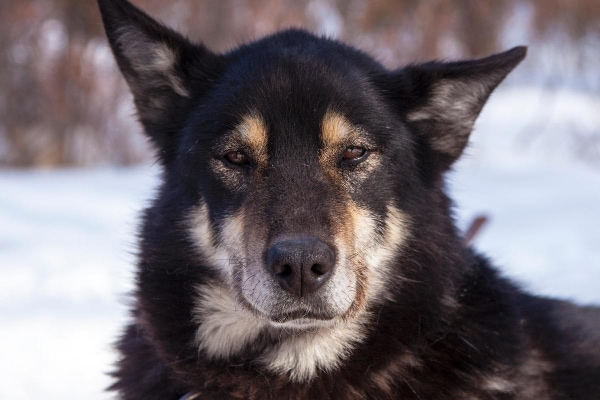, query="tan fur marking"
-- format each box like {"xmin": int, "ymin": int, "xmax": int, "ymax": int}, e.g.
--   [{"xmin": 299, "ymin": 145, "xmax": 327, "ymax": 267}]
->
[
  {"xmin": 341, "ymin": 201, "xmax": 371, "ymax": 315},
  {"xmin": 322, "ymin": 110, "xmax": 358, "ymax": 147},
  {"xmin": 211, "ymin": 114, "xmax": 269, "ymax": 189},
  {"xmin": 188, "ymin": 202, "xmax": 246, "ymax": 282},
  {"xmin": 236, "ymin": 114, "xmax": 269, "ymax": 166},
  {"xmin": 350, "ymin": 202, "xmax": 411, "ymax": 308},
  {"xmin": 319, "ymin": 110, "xmax": 380, "ymax": 191},
  {"xmin": 320, "ymin": 199, "xmax": 411, "ymax": 330},
  {"xmin": 320, "ymin": 110, "xmax": 362, "ymax": 182}
]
